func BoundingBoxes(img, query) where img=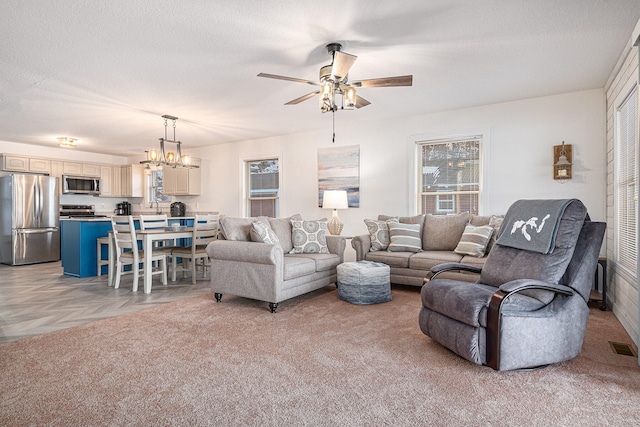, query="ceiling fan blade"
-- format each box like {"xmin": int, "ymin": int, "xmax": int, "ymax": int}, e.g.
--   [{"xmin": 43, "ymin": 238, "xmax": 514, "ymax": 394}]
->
[
  {"xmin": 331, "ymin": 51, "xmax": 357, "ymax": 80},
  {"xmin": 285, "ymin": 91, "xmax": 320, "ymax": 105},
  {"xmin": 257, "ymin": 73, "xmax": 319, "ymax": 86},
  {"xmin": 351, "ymin": 75, "xmax": 413, "ymax": 88},
  {"xmin": 355, "ymin": 95, "xmax": 371, "ymax": 109}
]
